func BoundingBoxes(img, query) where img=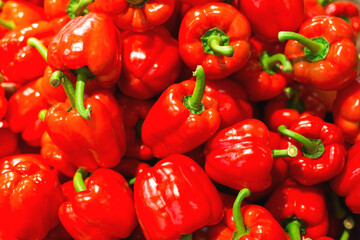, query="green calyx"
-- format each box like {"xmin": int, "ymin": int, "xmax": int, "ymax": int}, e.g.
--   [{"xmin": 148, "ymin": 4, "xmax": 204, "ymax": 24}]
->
[
  {"xmin": 67, "ymin": 0, "xmax": 92, "ymax": 19},
  {"xmin": 183, "ymin": 65, "xmax": 206, "ymax": 115},
  {"xmin": 284, "ymin": 87, "xmax": 306, "ymax": 113},
  {"xmin": 127, "ymin": 0, "xmax": 148, "ymax": 7},
  {"xmin": 201, "ymin": 28, "xmax": 234, "ymax": 57},
  {"xmin": 260, "ymin": 51, "xmax": 293, "ymax": 75}
]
